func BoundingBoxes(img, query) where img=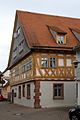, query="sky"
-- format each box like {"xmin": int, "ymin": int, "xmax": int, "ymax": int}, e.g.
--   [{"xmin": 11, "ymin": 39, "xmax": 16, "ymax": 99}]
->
[{"xmin": 0, "ymin": 0, "xmax": 80, "ymax": 71}]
